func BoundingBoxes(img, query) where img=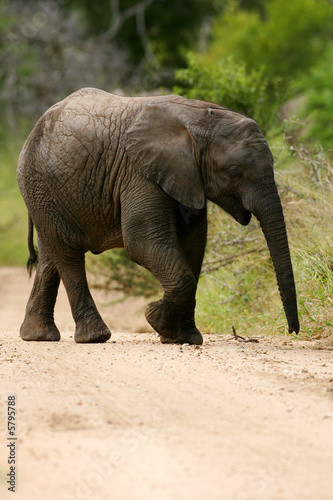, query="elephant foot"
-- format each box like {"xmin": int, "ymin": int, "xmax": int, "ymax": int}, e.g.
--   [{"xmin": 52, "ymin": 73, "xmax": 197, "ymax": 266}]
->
[
  {"xmin": 145, "ymin": 300, "xmax": 180, "ymax": 340},
  {"xmin": 74, "ymin": 317, "xmax": 111, "ymax": 344},
  {"xmin": 160, "ymin": 327, "xmax": 203, "ymax": 345},
  {"xmin": 20, "ymin": 318, "xmax": 61, "ymax": 342}
]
